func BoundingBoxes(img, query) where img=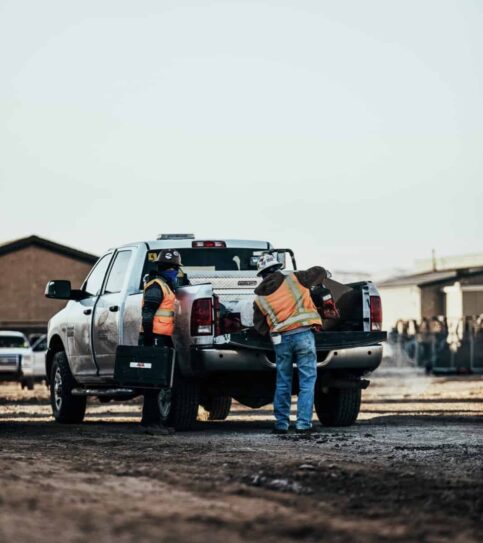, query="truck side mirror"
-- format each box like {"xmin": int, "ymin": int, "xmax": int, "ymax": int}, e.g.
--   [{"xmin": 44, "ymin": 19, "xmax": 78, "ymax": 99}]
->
[{"xmin": 45, "ymin": 280, "xmax": 72, "ymax": 300}]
